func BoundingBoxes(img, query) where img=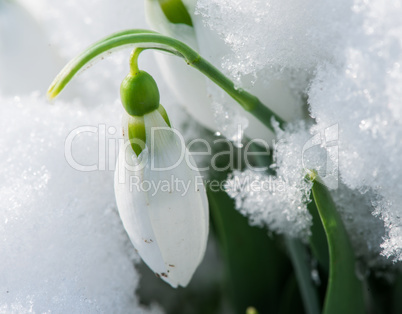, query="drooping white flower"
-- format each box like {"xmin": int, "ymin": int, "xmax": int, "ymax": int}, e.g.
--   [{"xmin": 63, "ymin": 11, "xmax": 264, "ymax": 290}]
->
[
  {"xmin": 145, "ymin": 0, "xmax": 303, "ymax": 141},
  {"xmin": 114, "ymin": 106, "xmax": 209, "ymax": 288}
]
